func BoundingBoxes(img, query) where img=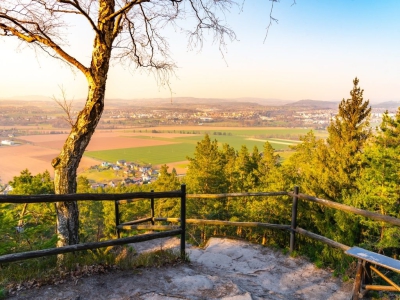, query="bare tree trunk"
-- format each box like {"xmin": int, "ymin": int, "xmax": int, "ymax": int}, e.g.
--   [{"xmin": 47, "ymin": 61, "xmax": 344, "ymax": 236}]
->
[{"xmin": 51, "ymin": 2, "xmax": 115, "ymax": 246}]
